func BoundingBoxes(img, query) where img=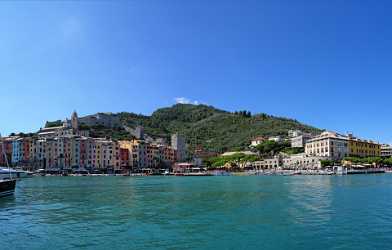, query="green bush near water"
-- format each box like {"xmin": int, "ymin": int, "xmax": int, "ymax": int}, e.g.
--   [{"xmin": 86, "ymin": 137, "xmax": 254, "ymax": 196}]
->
[{"xmin": 205, "ymin": 153, "xmax": 261, "ymax": 168}]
